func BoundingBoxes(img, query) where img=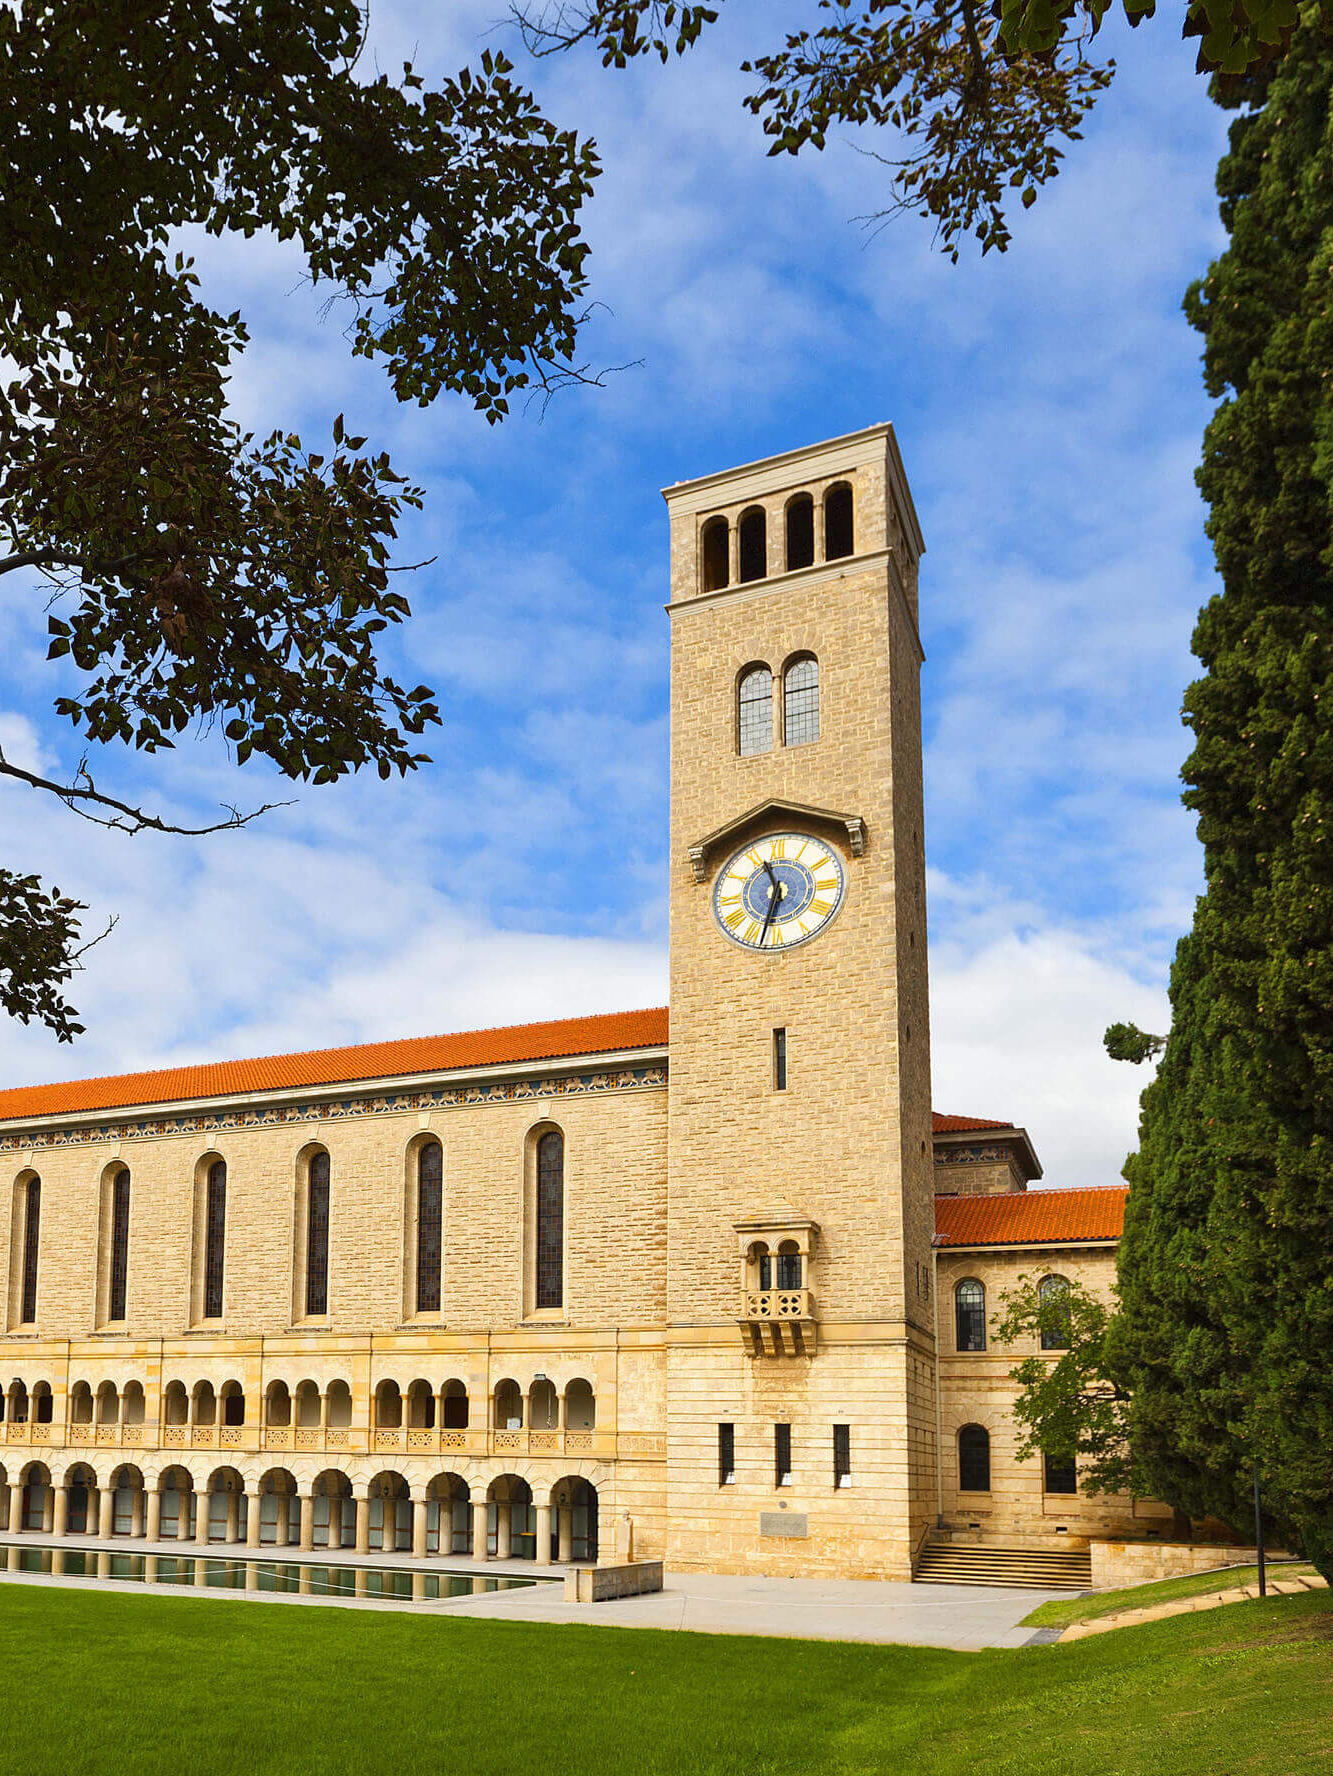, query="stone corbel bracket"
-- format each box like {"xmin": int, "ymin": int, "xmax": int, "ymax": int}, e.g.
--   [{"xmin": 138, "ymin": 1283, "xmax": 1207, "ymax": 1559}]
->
[{"xmin": 688, "ymin": 800, "xmax": 866, "ymax": 884}]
